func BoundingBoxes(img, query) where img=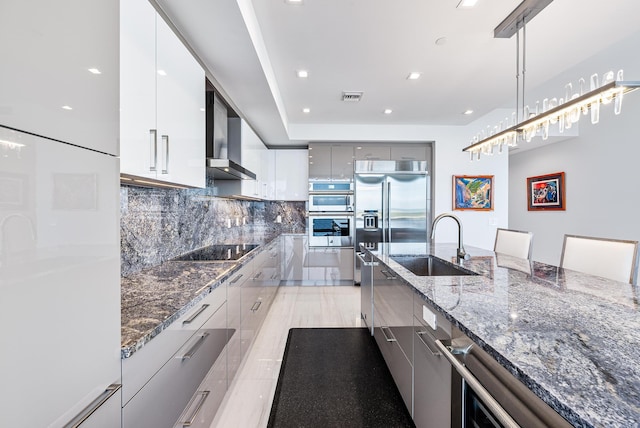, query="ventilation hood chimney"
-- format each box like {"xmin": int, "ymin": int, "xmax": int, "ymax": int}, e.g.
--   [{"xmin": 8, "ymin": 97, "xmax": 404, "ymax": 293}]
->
[{"xmin": 206, "ymin": 90, "xmax": 256, "ymax": 180}]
